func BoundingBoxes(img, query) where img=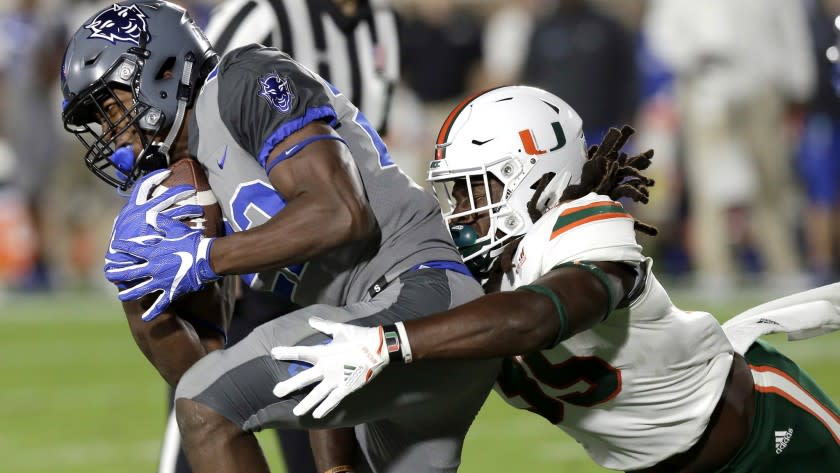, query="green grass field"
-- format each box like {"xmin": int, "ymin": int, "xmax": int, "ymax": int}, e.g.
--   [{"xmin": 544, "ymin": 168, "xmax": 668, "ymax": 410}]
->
[{"xmin": 1, "ymin": 290, "xmax": 838, "ymax": 472}]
